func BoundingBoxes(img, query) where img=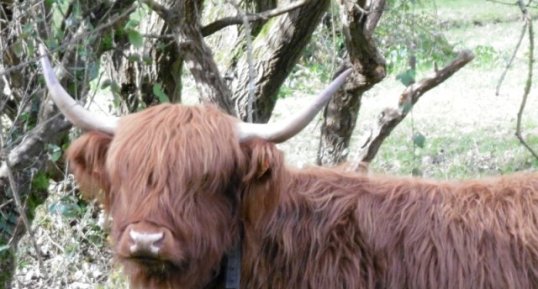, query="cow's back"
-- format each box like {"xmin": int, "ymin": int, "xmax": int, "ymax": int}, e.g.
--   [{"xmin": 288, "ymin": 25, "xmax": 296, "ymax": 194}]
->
[
  {"xmin": 364, "ymin": 172, "xmax": 538, "ymax": 289},
  {"xmin": 241, "ymin": 170, "xmax": 538, "ymax": 289}
]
